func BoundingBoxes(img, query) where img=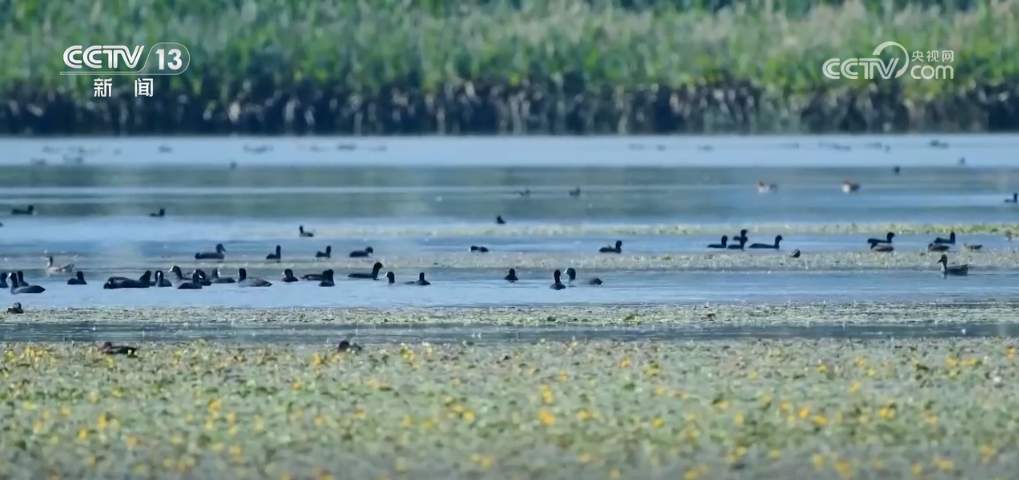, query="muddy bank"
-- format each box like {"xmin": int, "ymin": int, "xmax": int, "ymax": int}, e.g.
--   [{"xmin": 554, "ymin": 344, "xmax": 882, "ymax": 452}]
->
[{"xmin": 5, "ymin": 302, "xmax": 1019, "ymax": 328}]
